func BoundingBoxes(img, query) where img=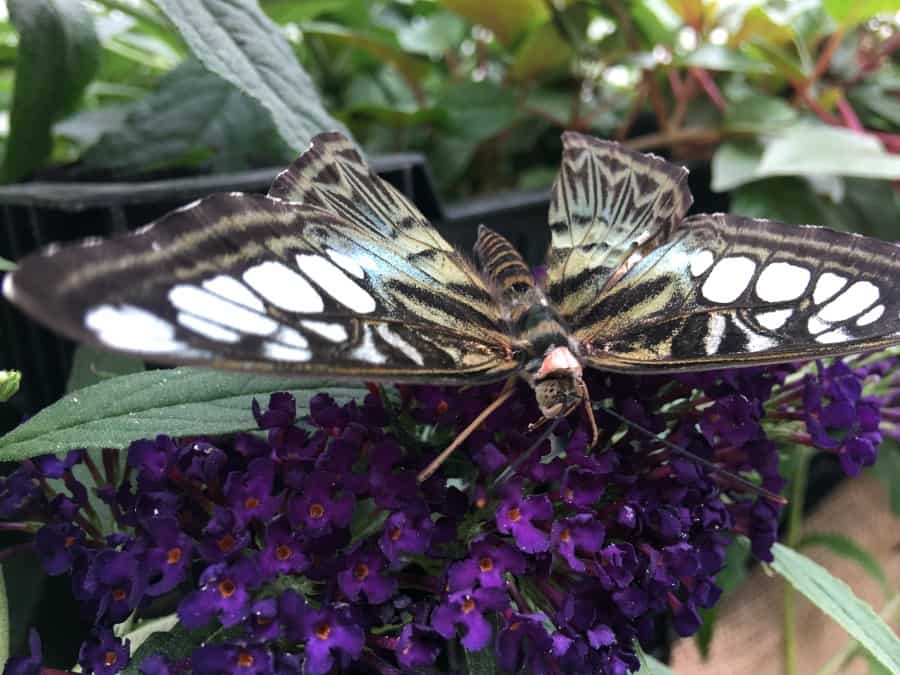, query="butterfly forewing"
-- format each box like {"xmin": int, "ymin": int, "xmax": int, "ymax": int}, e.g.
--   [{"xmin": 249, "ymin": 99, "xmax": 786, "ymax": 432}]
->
[
  {"xmin": 546, "ymin": 132, "xmax": 692, "ymax": 327},
  {"xmin": 578, "ymin": 213, "xmax": 900, "ymax": 372},
  {"xmin": 5, "ymin": 176, "xmax": 518, "ymax": 384}
]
